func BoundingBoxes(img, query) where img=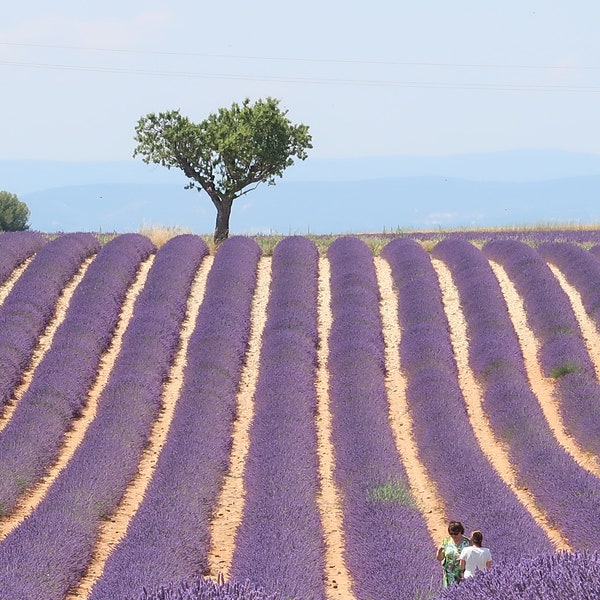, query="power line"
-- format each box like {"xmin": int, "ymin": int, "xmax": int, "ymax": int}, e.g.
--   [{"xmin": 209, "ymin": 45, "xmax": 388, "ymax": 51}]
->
[
  {"xmin": 1, "ymin": 58, "xmax": 598, "ymax": 92},
  {"xmin": 0, "ymin": 40, "xmax": 597, "ymax": 71}
]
